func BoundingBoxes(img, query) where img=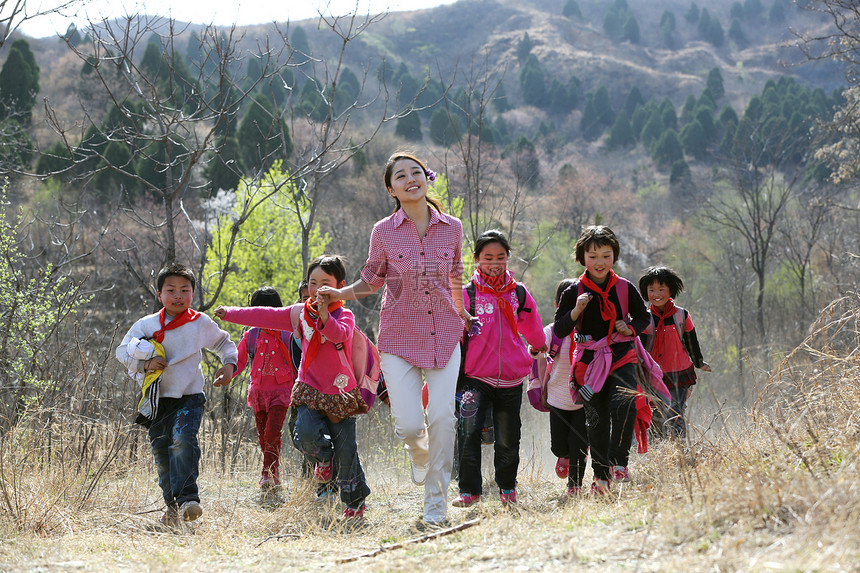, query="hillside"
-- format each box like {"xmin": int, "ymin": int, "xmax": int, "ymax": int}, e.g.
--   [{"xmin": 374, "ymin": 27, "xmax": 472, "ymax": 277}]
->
[{"xmin": 18, "ymin": 0, "xmax": 842, "ymax": 150}]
